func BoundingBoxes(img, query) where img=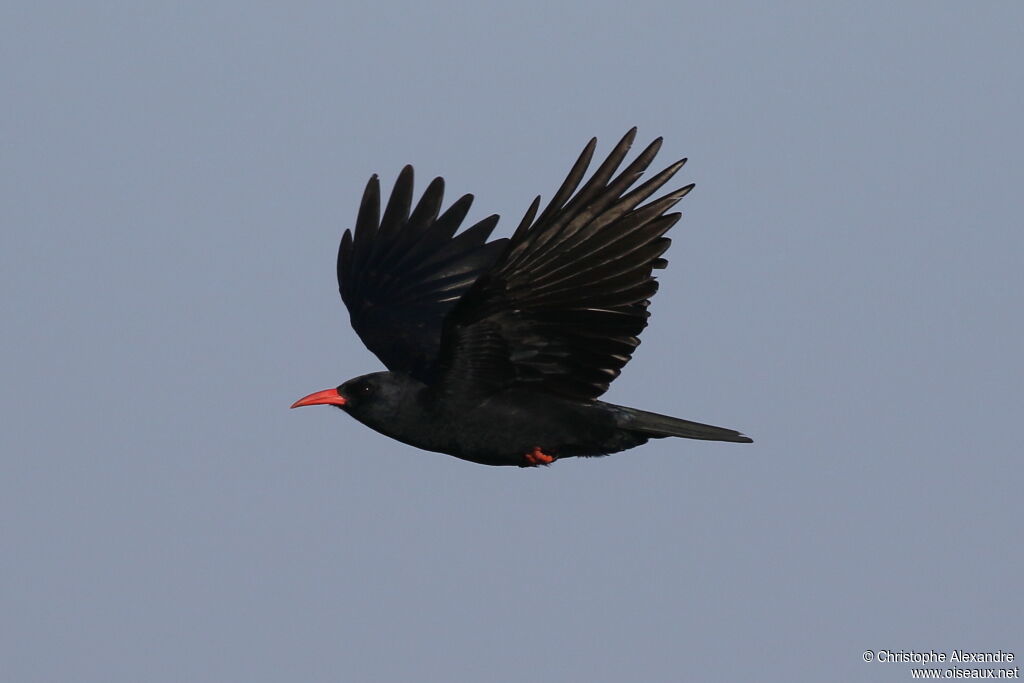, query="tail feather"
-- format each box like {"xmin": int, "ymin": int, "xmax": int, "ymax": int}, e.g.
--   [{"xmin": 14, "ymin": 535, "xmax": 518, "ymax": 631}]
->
[{"xmin": 616, "ymin": 406, "xmax": 753, "ymax": 443}]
